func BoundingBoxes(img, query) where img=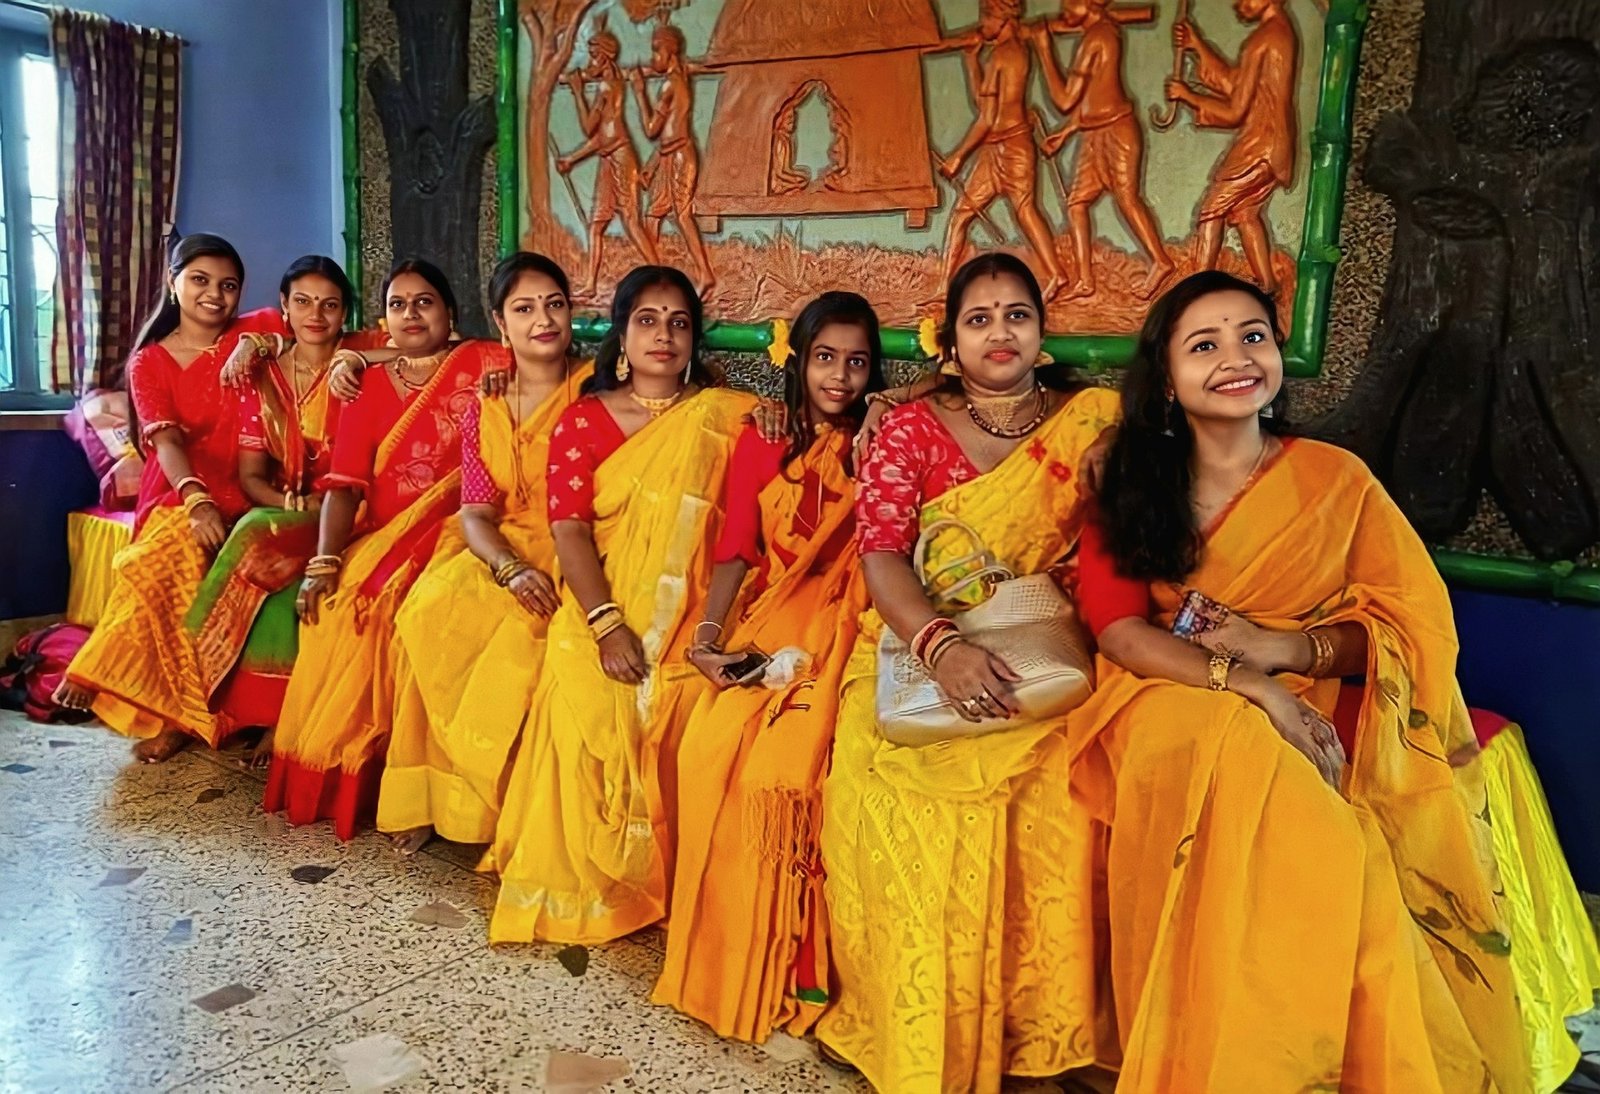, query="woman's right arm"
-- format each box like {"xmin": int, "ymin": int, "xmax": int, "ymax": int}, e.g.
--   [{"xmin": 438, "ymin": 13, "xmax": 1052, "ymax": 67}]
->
[
  {"xmin": 297, "ymin": 487, "xmax": 358, "ymax": 624},
  {"xmin": 552, "ymin": 519, "xmax": 646, "ymax": 684}
]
